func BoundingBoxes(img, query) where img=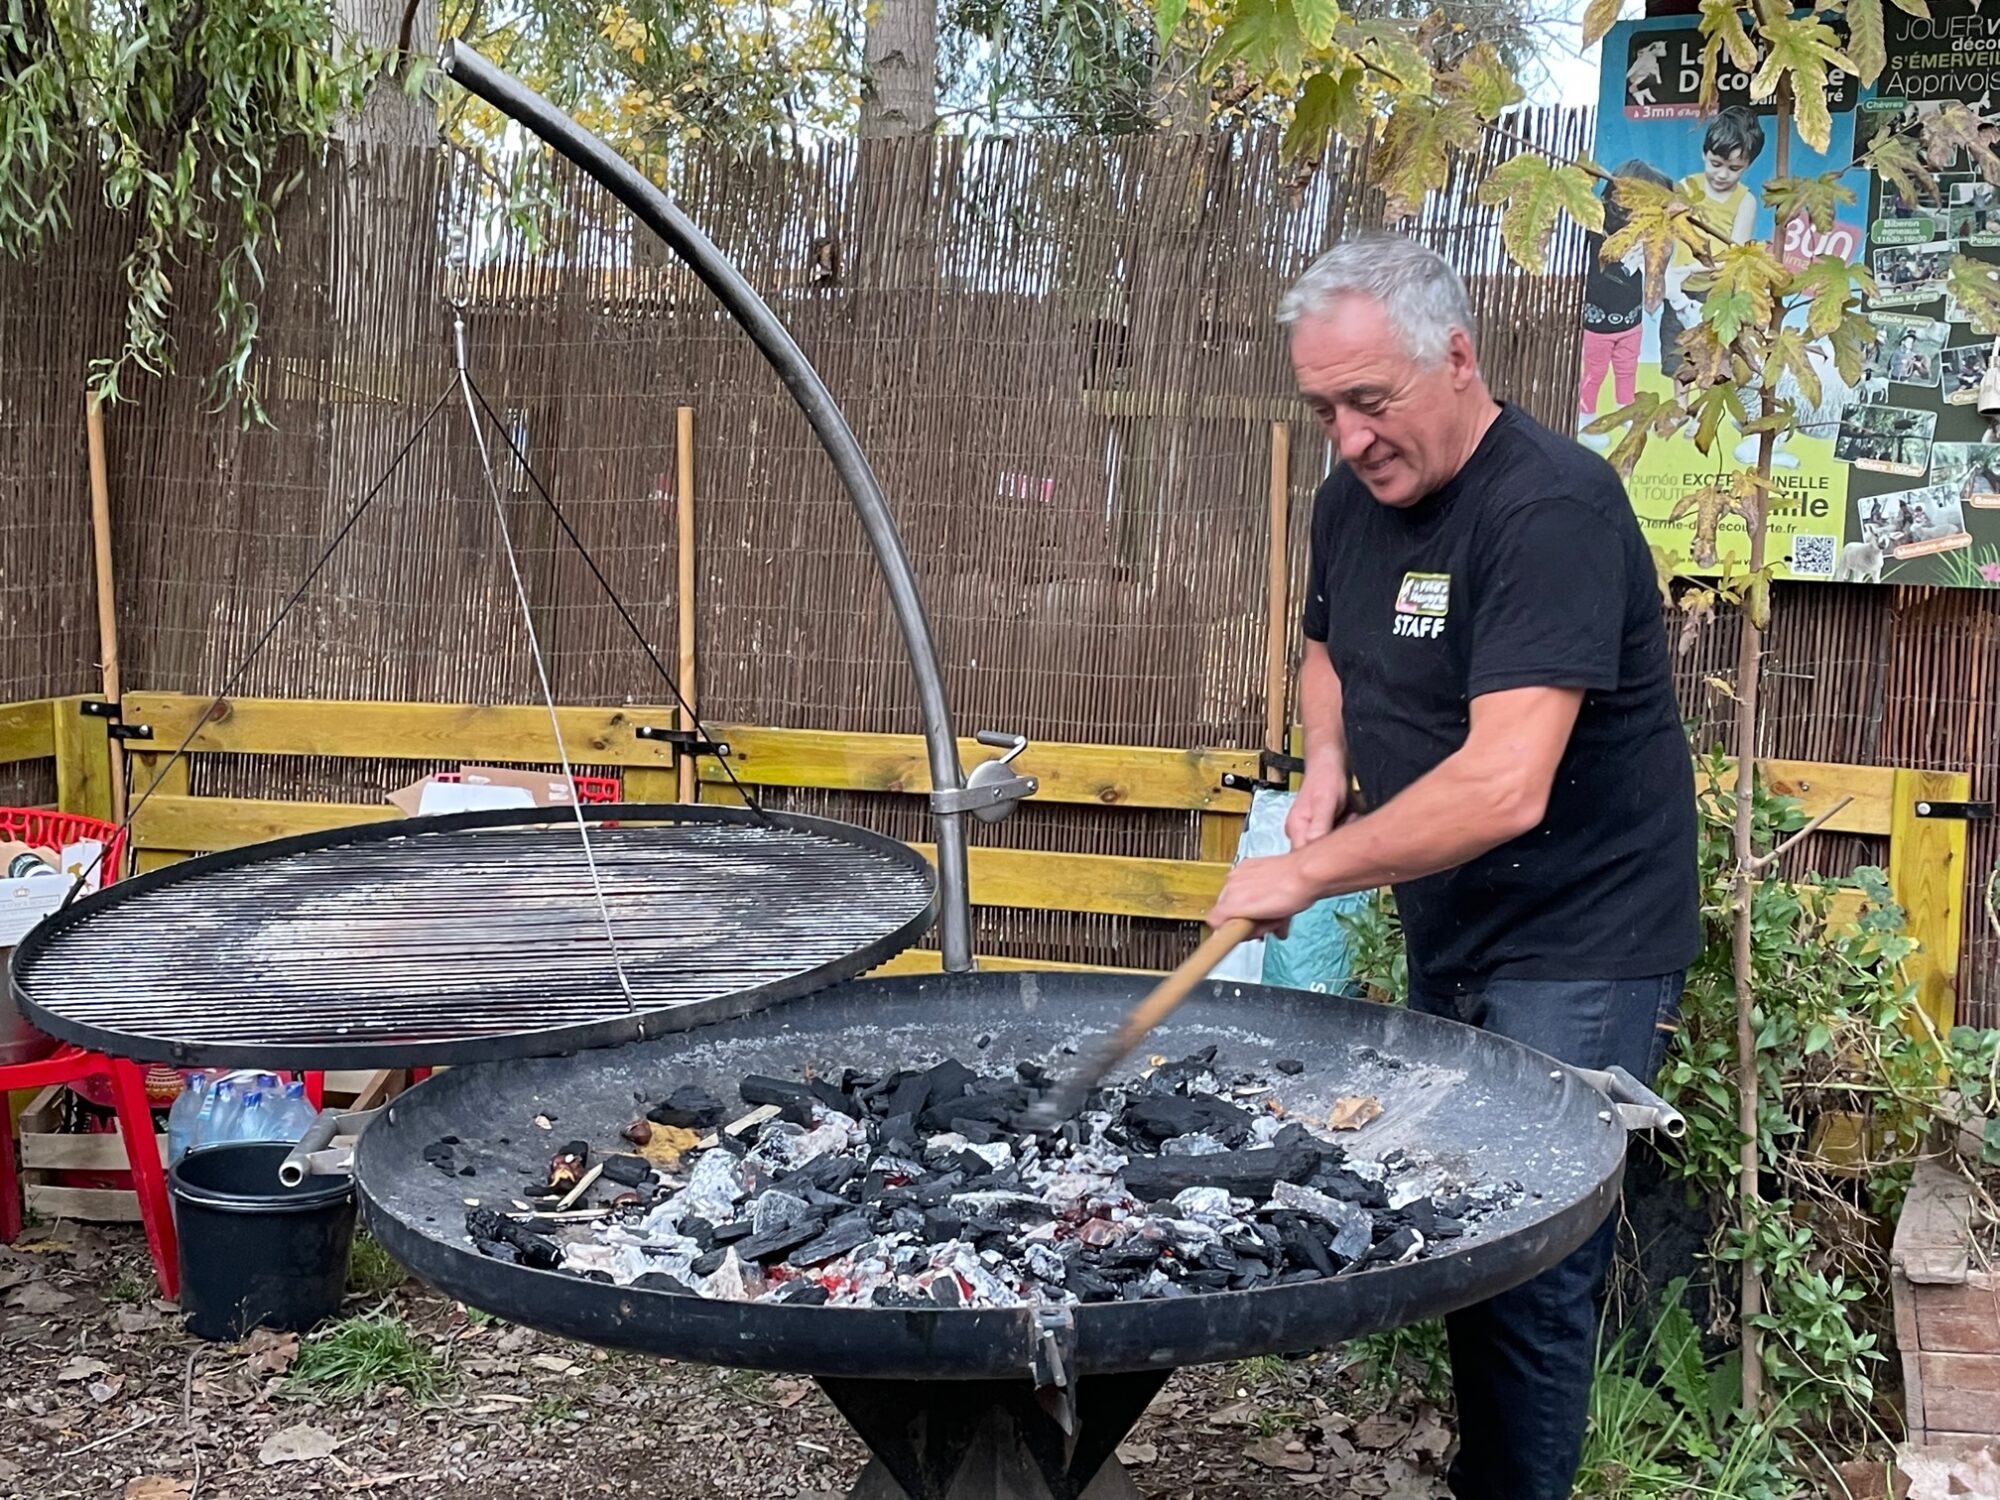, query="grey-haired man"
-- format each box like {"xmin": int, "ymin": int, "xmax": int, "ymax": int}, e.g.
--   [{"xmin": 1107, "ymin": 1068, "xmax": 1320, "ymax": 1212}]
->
[{"xmin": 1210, "ymin": 233, "xmax": 1700, "ymax": 1498}]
